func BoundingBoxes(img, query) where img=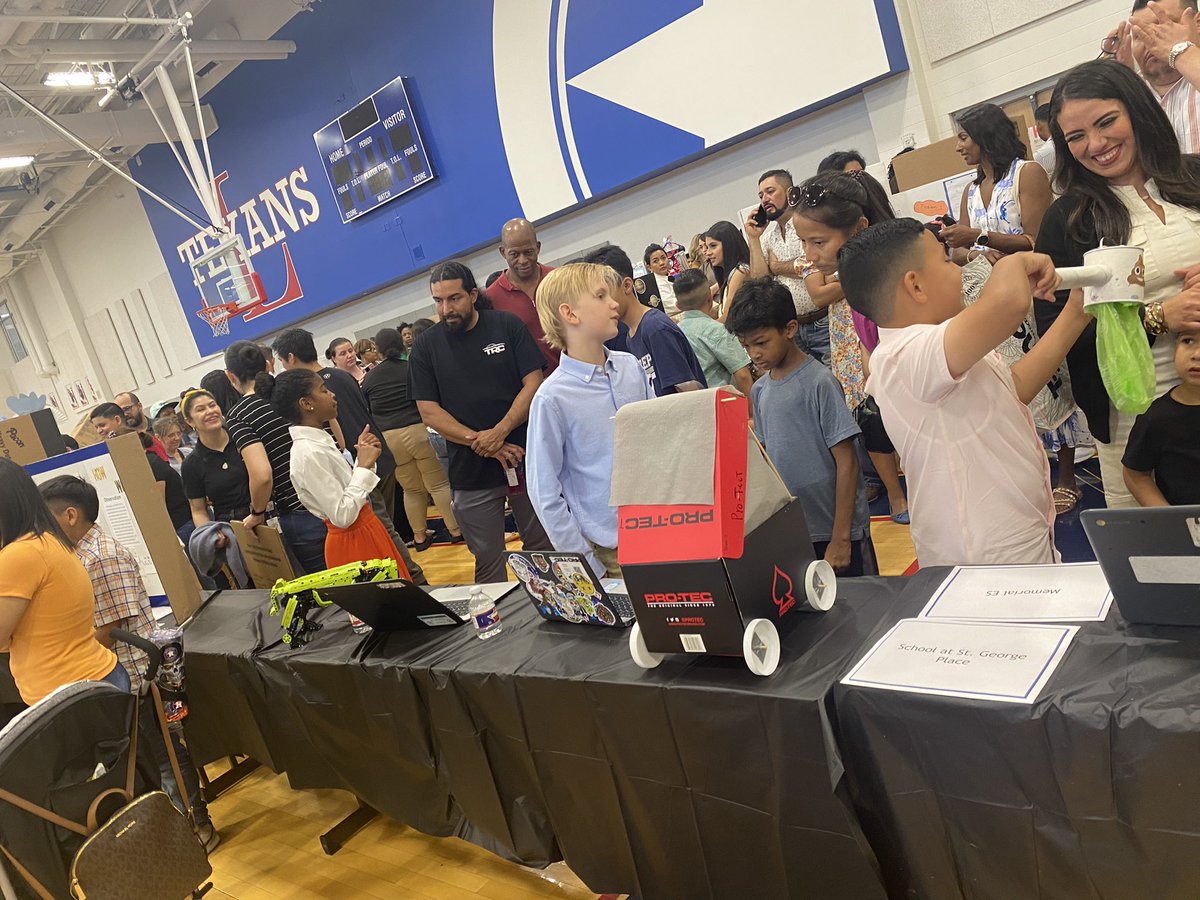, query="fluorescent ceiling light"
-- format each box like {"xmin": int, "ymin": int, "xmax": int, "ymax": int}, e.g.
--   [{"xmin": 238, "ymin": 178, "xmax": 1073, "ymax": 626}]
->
[
  {"xmin": 43, "ymin": 70, "xmax": 115, "ymax": 88},
  {"xmin": 0, "ymin": 157, "xmax": 34, "ymax": 170}
]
